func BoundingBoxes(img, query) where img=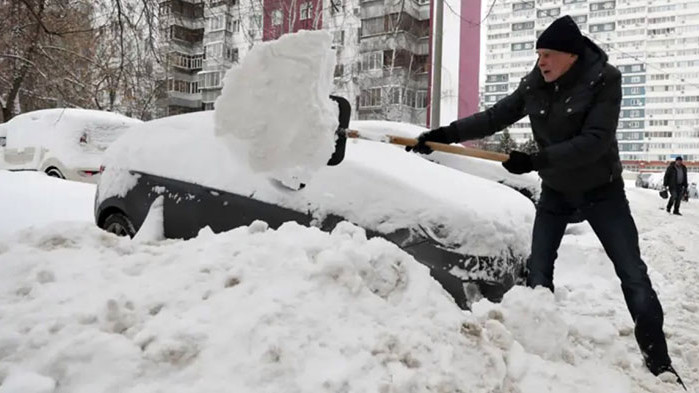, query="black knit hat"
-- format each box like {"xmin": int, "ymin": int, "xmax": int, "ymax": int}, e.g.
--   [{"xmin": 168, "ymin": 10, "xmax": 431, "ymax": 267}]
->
[
  {"xmin": 536, "ymin": 15, "xmax": 585, "ymax": 56},
  {"xmin": 676, "ymin": 156, "xmax": 683, "ymax": 161}
]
